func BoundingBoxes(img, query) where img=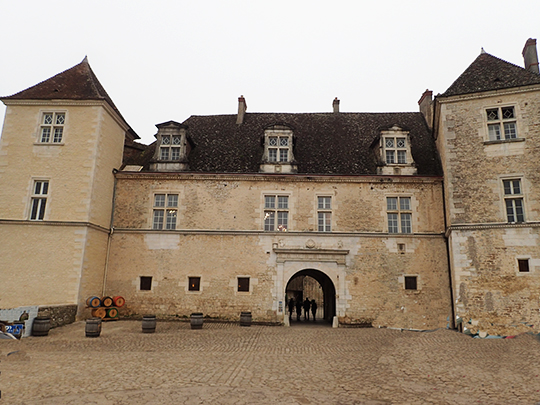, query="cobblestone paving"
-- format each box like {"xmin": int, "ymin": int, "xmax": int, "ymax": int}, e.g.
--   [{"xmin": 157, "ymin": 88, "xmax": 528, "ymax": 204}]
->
[{"xmin": 1, "ymin": 320, "xmax": 540, "ymax": 404}]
